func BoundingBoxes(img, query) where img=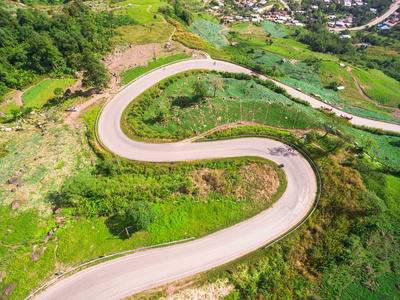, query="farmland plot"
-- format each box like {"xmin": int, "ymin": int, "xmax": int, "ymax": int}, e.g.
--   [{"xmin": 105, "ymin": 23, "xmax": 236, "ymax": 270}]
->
[{"xmin": 126, "ymin": 74, "xmax": 321, "ymax": 141}]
